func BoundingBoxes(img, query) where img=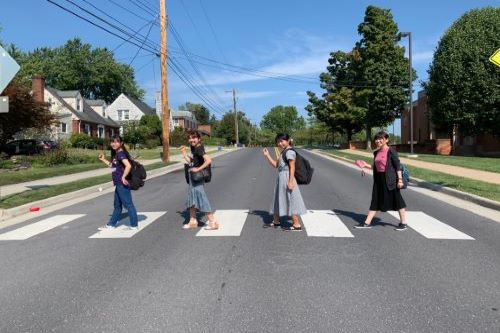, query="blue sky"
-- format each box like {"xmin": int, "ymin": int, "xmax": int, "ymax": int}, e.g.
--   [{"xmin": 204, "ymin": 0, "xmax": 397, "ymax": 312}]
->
[{"xmin": 1, "ymin": 0, "xmax": 498, "ymax": 134}]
